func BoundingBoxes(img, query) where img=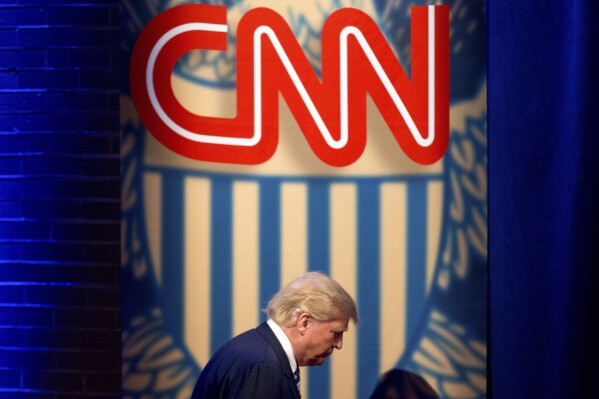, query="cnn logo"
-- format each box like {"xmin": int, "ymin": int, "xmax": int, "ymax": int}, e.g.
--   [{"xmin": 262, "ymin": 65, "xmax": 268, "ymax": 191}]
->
[{"xmin": 130, "ymin": 4, "xmax": 449, "ymax": 166}]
